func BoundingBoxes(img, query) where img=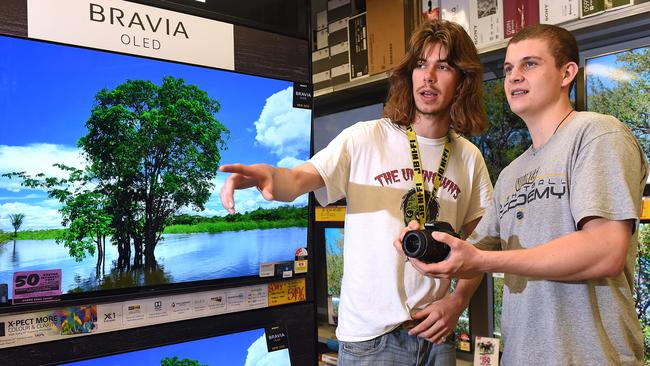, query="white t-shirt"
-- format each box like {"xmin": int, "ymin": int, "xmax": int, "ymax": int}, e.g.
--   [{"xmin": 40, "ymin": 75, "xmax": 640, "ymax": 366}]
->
[{"xmin": 310, "ymin": 118, "xmax": 492, "ymax": 341}]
